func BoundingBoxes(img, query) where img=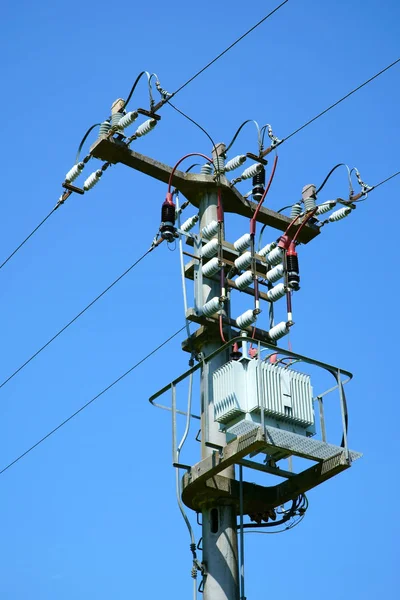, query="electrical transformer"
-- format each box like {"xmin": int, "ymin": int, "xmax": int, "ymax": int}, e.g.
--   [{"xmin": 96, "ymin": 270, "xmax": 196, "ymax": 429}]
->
[{"xmin": 213, "ymin": 357, "xmax": 315, "ymax": 440}]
